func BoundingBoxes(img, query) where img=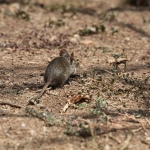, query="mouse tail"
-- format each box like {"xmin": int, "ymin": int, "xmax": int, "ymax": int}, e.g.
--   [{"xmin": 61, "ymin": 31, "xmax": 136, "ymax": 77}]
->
[
  {"xmin": 27, "ymin": 81, "xmax": 51, "ymax": 105},
  {"xmin": 36, "ymin": 81, "xmax": 50, "ymax": 99}
]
